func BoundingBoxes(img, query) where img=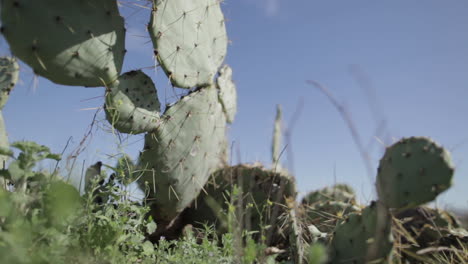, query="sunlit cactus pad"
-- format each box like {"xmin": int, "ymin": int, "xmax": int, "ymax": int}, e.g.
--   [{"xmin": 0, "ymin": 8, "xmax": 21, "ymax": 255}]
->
[
  {"xmin": 0, "ymin": 57, "xmax": 19, "ymax": 109},
  {"xmin": 139, "ymin": 85, "xmax": 227, "ymax": 222},
  {"xmin": 105, "ymin": 71, "xmax": 161, "ymax": 134},
  {"xmin": 216, "ymin": 65, "xmax": 237, "ymax": 123},
  {"xmin": 148, "ymin": 0, "xmax": 228, "ymax": 88},
  {"xmin": 0, "ymin": 0, "xmax": 125, "ymax": 87},
  {"xmin": 377, "ymin": 137, "xmax": 454, "ymax": 209}
]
